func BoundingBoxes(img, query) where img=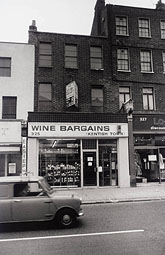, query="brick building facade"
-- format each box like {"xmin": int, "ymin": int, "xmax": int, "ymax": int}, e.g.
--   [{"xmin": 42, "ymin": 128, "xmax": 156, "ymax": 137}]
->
[
  {"xmin": 91, "ymin": 0, "xmax": 165, "ymax": 183},
  {"xmin": 27, "ymin": 20, "xmax": 130, "ymax": 188}
]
